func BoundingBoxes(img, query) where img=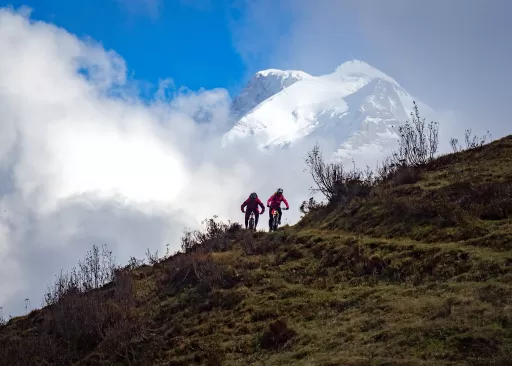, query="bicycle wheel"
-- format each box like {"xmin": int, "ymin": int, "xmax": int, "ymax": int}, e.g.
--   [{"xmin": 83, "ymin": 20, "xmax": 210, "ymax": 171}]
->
[
  {"xmin": 249, "ymin": 214, "xmax": 255, "ymax": 230},
  {"xmin": 271, "ymin": 211, "xmax": 278, "ymax": 231}
]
